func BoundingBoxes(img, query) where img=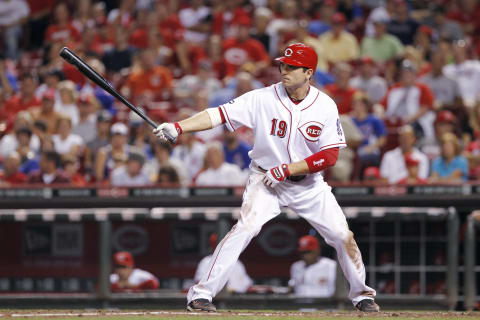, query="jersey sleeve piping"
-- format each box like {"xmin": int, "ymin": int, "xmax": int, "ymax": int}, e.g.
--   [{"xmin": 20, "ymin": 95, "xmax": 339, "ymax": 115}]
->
[
  {"xmin": 301, "ymin": 90, "xmax": 320, "ymax": 111},
  {"xmin": 220, "ymin": 104, "xmax": 236, "ymax": 131},
  {"xmin": 318, "ymin": 142, "xmax": 347, "ymax": 151}
]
